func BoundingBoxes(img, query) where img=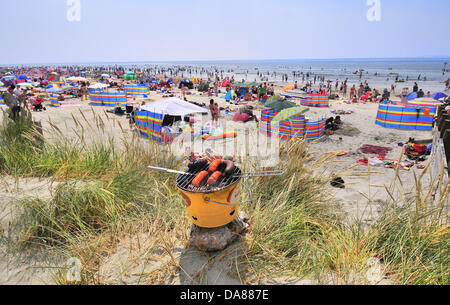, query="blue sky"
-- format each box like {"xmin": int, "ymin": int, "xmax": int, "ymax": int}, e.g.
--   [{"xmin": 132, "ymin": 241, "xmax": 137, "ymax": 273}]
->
[{"xmin": 1, "ymin": 0, "xmax": 449, "ymax": 64}]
